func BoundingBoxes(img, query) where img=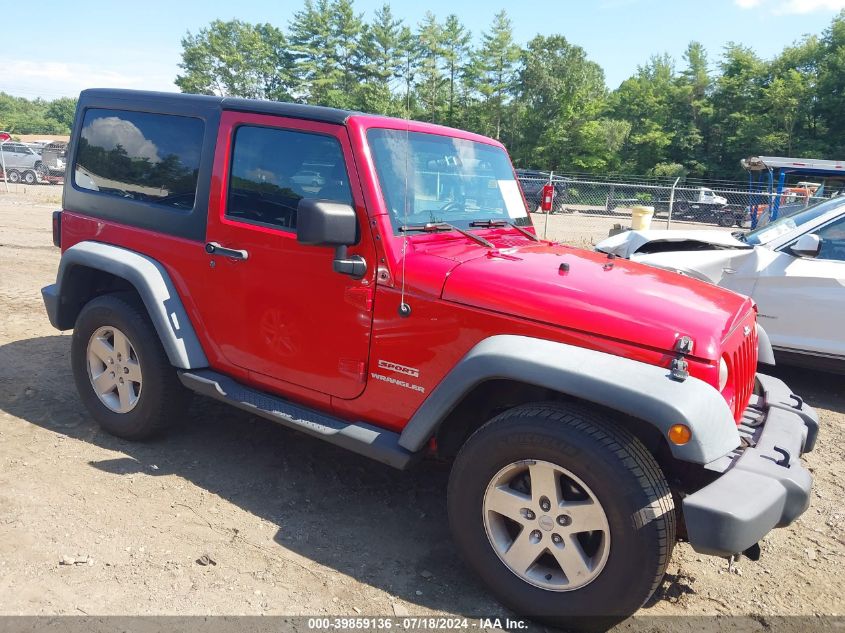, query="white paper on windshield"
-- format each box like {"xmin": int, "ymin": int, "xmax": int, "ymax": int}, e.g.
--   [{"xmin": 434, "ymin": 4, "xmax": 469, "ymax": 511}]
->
[{"xmin": 498, "ymin": 179, "xmax": 528, "ymax": 218}]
